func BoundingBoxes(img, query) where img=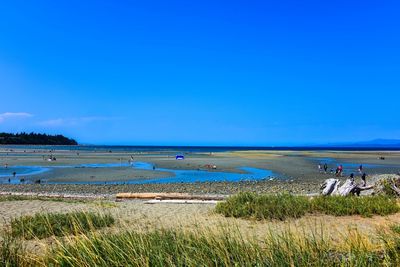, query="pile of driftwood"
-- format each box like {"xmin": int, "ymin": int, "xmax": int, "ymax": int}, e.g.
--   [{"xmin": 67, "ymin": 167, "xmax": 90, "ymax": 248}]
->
[
  {"xmin": 321, "ymin": 178, "xmax": 373, "ymax": 196},
  {"xmin": 321, "ymin": 174, "xmax": 400, "ymax": 197}
]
